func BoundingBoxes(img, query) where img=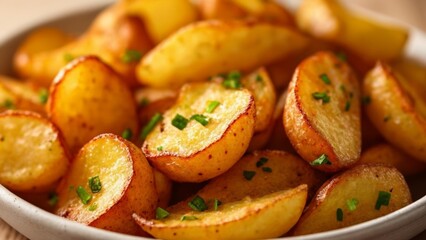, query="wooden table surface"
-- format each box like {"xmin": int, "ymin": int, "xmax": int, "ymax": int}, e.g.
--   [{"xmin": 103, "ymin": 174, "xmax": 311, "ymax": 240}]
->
[{"xmin": 0, "ymin": 0, "xmax": 425, "ymax": 239}]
